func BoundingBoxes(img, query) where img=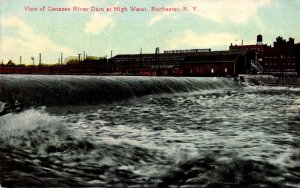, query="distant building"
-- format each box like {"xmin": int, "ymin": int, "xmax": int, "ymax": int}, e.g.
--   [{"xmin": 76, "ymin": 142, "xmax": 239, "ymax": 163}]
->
[
  {"xmin": 183, "ymin": 50, "xmax": 259, "ymax": 77},
  {"xmin": 110, "ymin": 53, "xmax": 184, "ymax": 76},
  {"xmin": 264, "ymin": 36, "xmax": 297, "ymax": 75},
  {"xmin": 110, "ymin": 49, "xmax": 259, "ymax": 77},
  {"xmin": 296, "ymin": 44, "xmax": 300, "ymax": 76},
  {"xmin": 230, "ymin": 35, "xmax": 300, "ymax": 76}
]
